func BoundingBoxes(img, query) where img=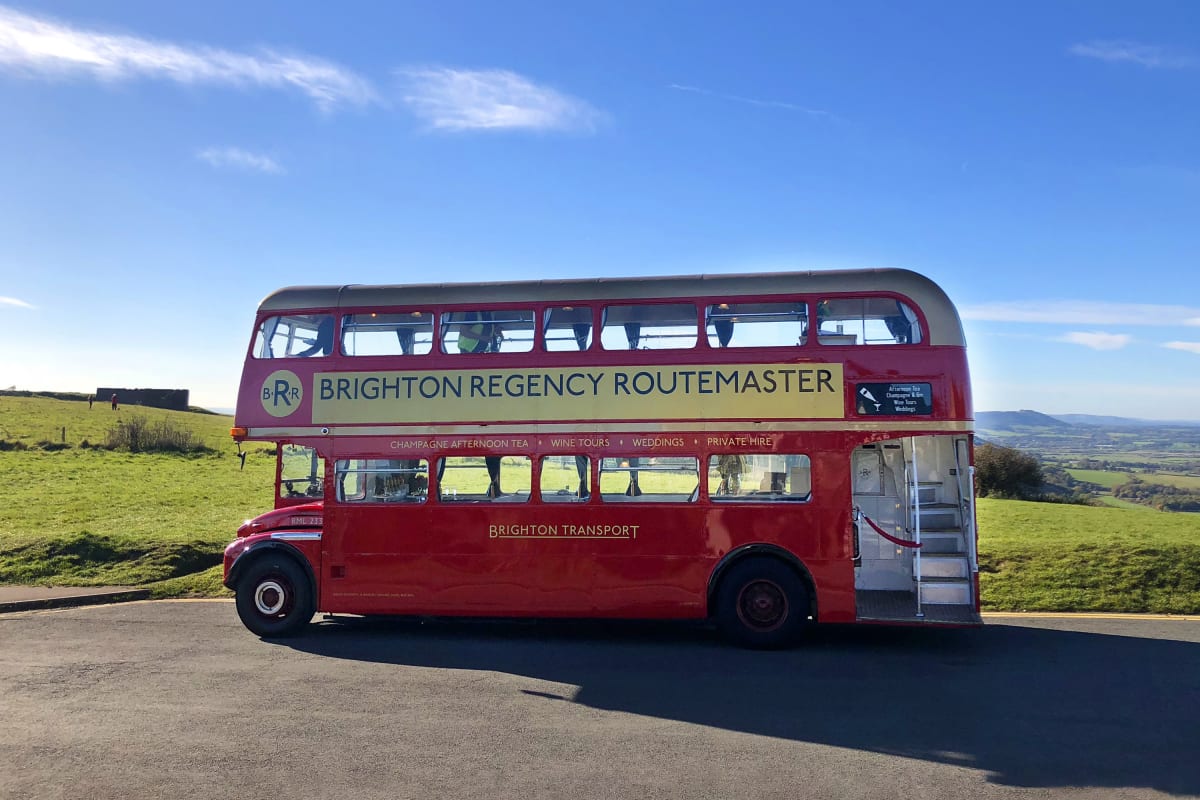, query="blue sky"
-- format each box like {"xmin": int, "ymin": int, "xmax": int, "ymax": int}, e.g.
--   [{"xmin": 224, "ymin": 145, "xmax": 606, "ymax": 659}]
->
[{"xmin": 1, "ymin": 1, "xmax": 1197, "ymax": 419}]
